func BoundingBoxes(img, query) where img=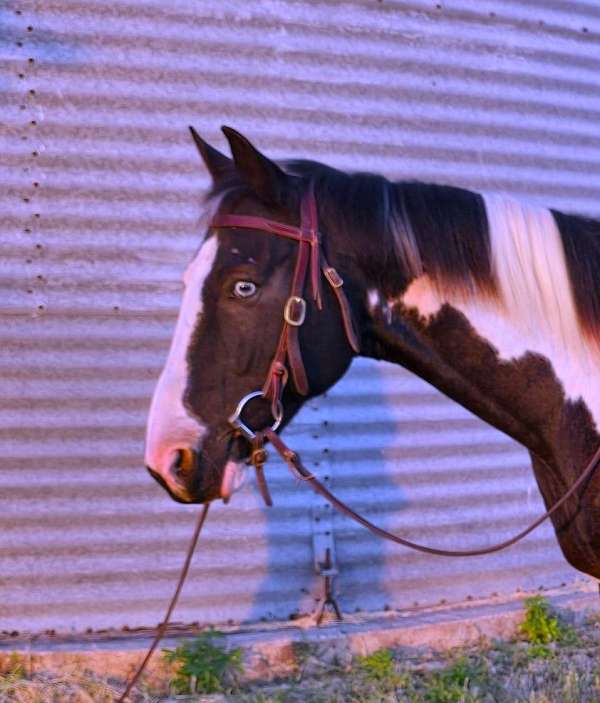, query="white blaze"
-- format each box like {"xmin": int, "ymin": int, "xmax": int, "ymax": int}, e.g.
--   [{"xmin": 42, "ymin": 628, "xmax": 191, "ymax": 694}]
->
[
  {"xmin": 145, "ymin": 236, "xmax": 219, "ymax": 476},
  {"xmin": 402, "ymin": 194, "xmax": 600, "ymax": 428}
]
